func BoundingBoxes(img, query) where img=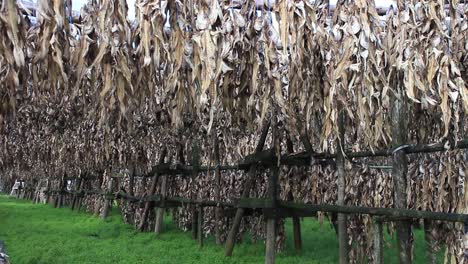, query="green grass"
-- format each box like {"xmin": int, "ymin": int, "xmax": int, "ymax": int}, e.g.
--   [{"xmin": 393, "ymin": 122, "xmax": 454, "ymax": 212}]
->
[{"xmin": 0, "ymin": 195, "xmax": 442, "ymax": 263}]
